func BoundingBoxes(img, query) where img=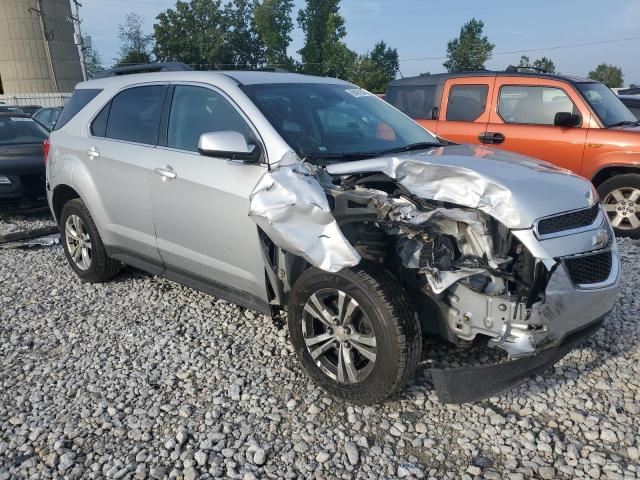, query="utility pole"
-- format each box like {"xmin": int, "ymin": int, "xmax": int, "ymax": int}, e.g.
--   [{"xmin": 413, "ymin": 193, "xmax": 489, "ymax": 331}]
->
[{"xmin": 70, "ymin": 0, "xmax": 87, "ymax": 81}]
